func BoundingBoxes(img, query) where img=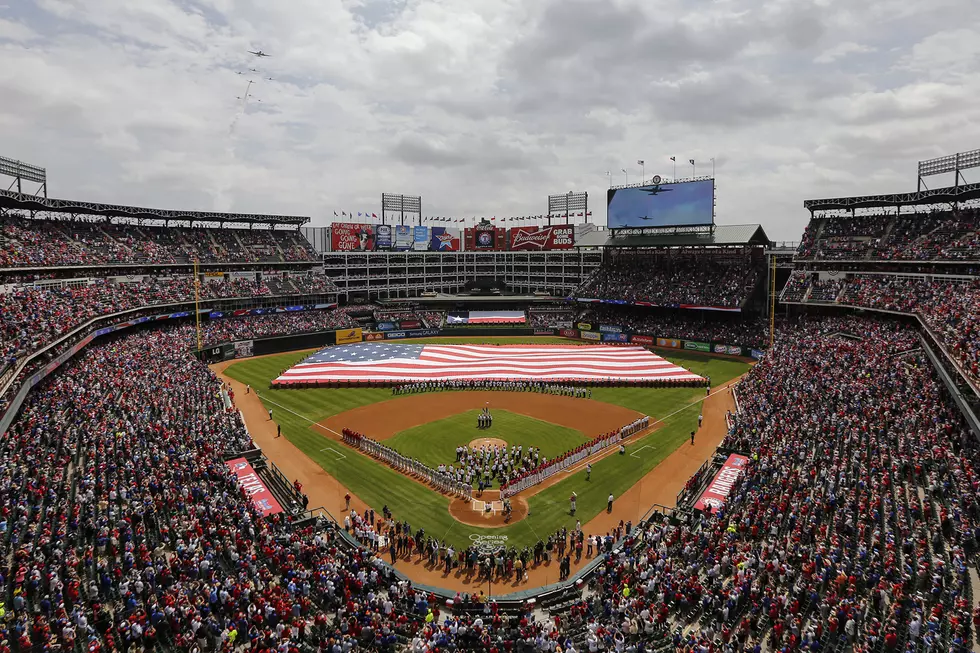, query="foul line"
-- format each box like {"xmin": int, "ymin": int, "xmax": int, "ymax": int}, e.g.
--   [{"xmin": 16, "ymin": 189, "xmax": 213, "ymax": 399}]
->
[
  {"xmin": 561, "ymin": 381, "xmax": 736, "ymax": 475},
  {"xmin": 630, "ymin": 445, "xmax": 654, "ymax": 458},
  {"xmin": 256, "ymin": 391, "xmax": 343, "ymax": 438}
]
